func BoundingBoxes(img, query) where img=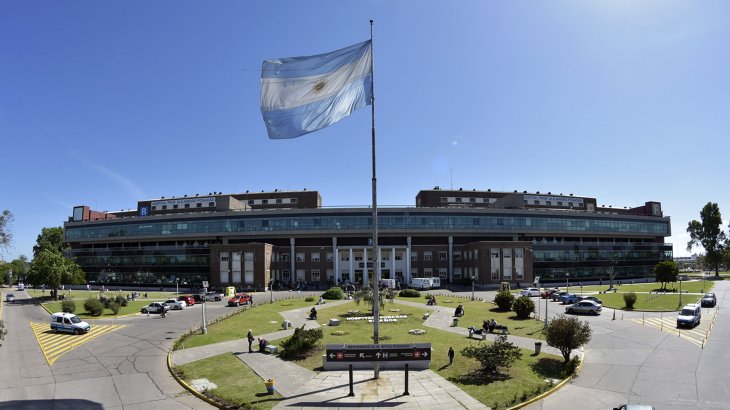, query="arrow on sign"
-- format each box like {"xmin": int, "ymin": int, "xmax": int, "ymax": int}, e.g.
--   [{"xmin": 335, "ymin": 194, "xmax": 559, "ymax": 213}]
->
[{"xmin": 329, "ymin": 353, "xmax": 335, "ymax": 359}]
